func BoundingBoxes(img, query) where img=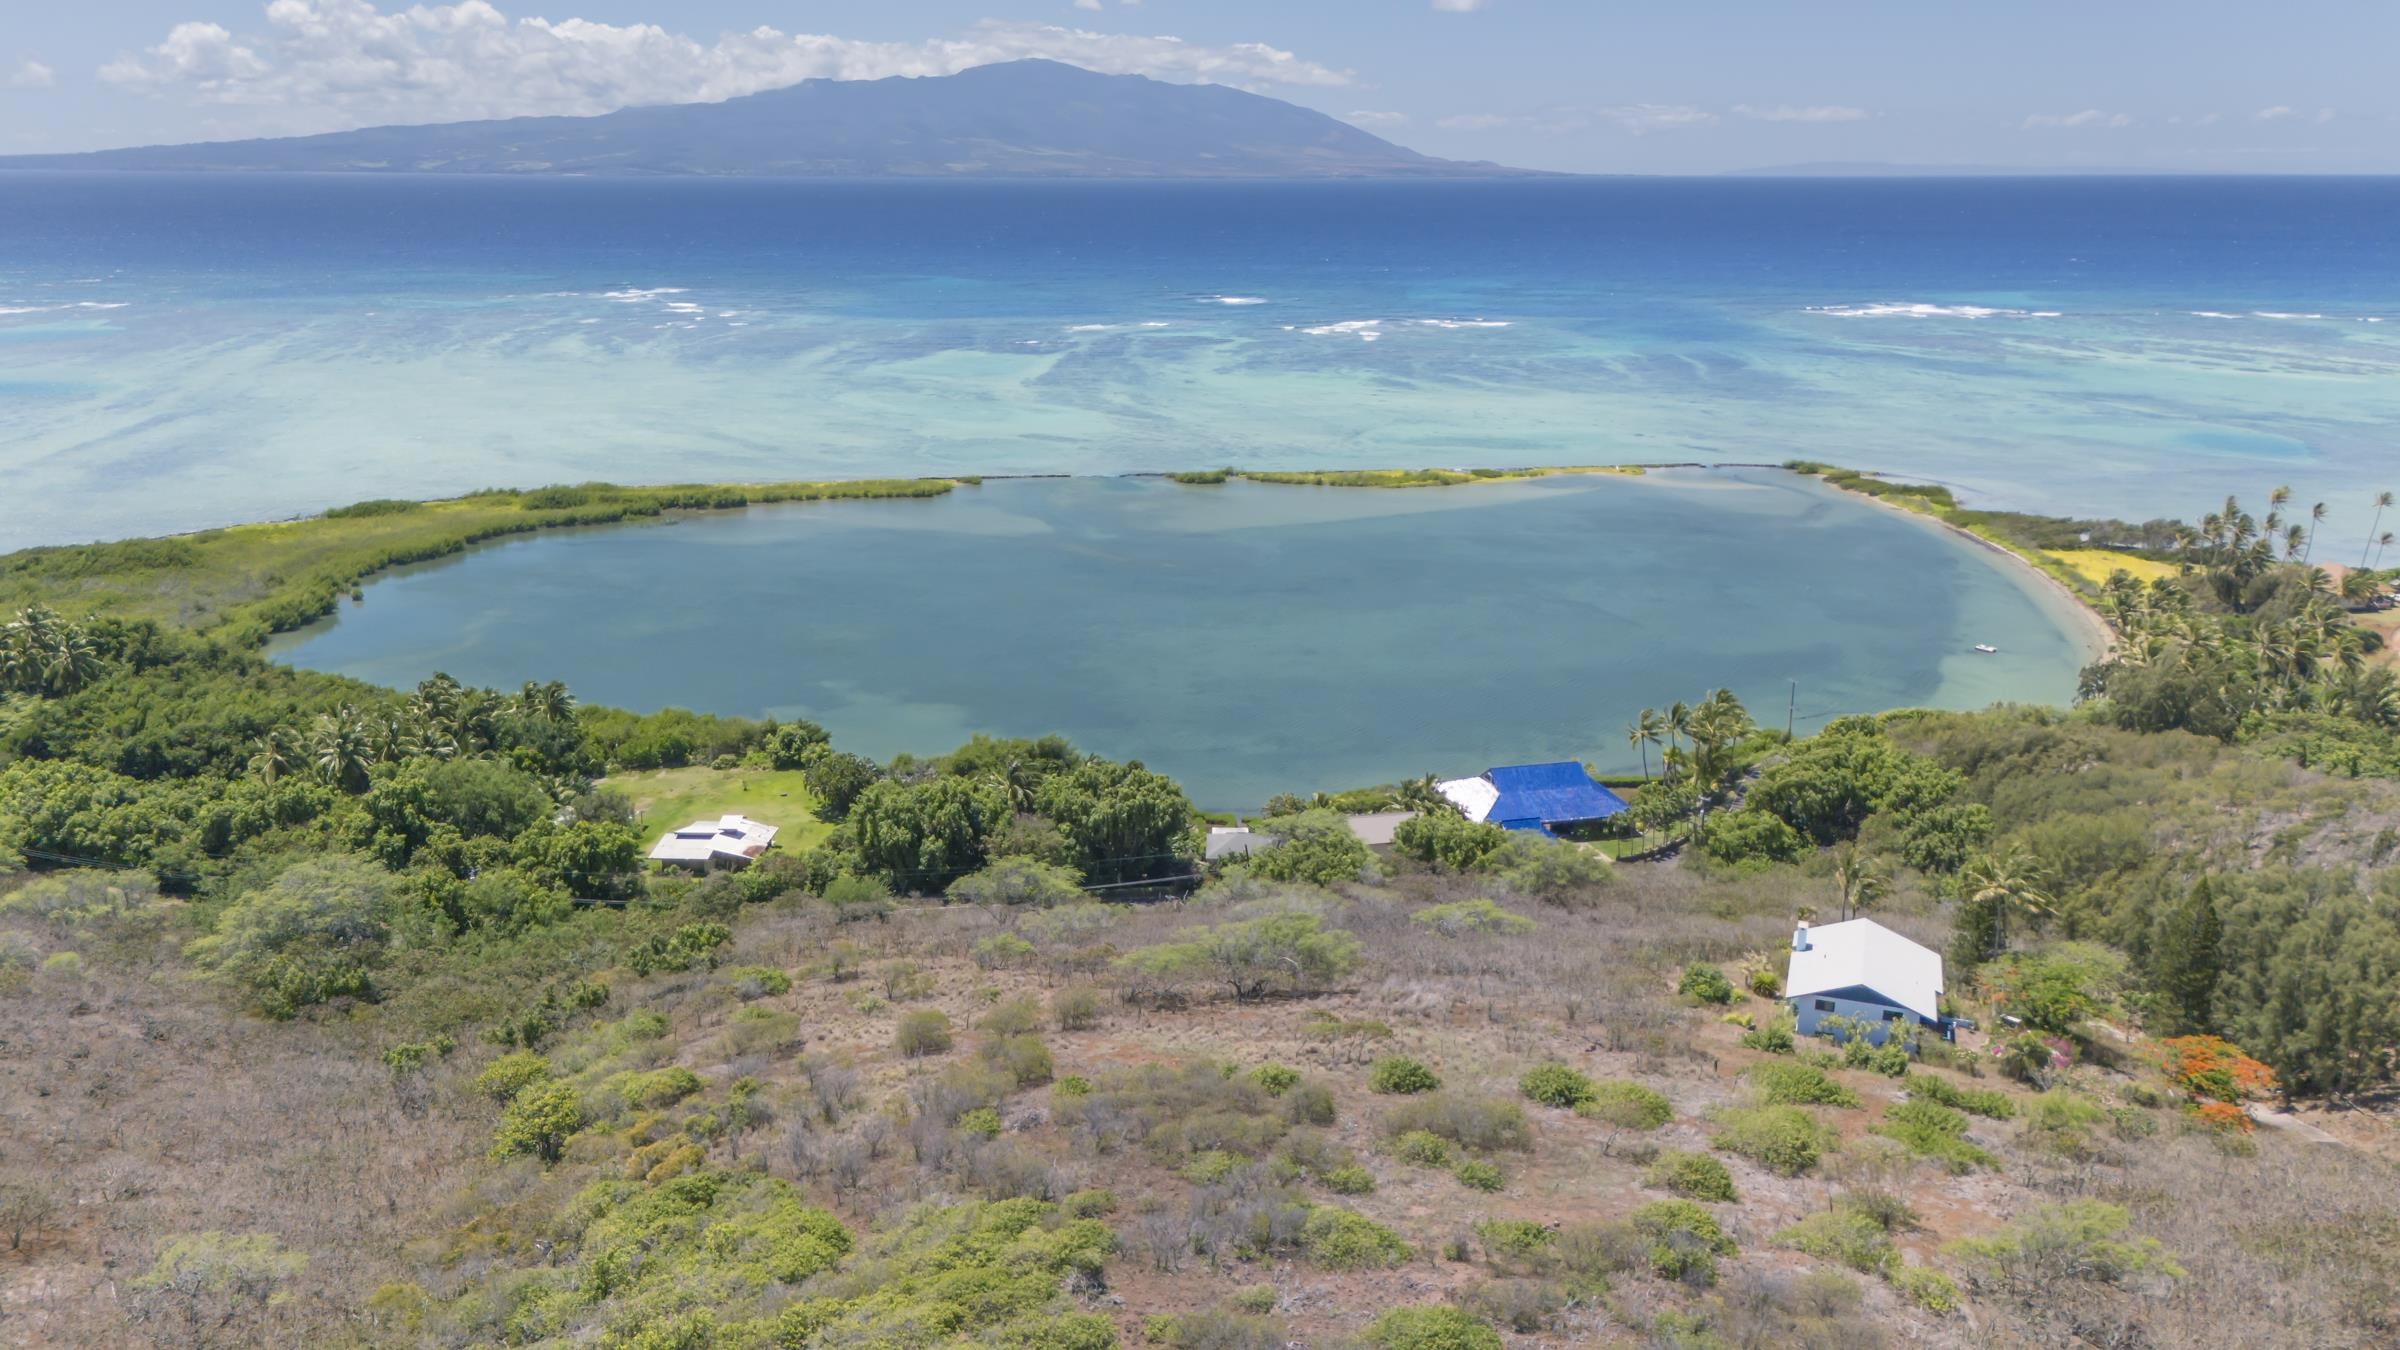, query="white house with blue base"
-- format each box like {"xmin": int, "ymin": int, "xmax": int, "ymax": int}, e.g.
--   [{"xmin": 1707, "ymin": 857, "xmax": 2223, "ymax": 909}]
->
[{"xmin": 1784, "ymin": 918, "xmax": 1947, "ymax": 1047}]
